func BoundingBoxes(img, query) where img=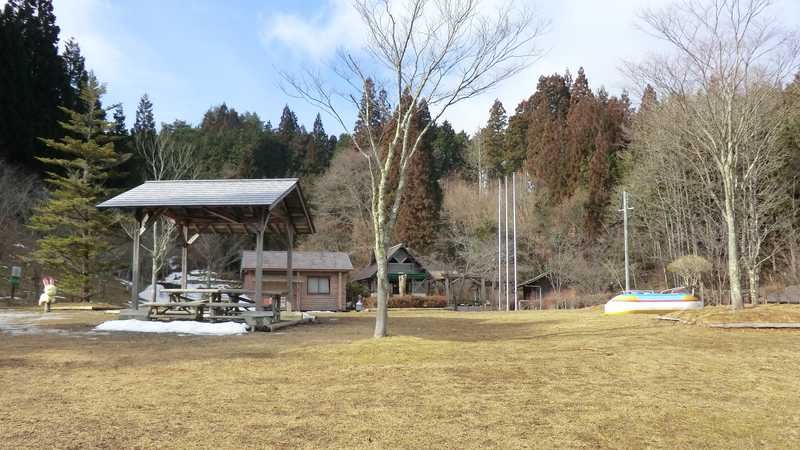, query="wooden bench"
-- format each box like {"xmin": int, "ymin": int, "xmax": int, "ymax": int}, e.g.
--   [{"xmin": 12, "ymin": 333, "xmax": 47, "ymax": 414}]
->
[
  {"xmin": 240, "ymin": 311, "xmax": 275, "ymax": 331},
  {"xmin": 142, "ymin": 301, "xmax": 207, "ymax": 321}
]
